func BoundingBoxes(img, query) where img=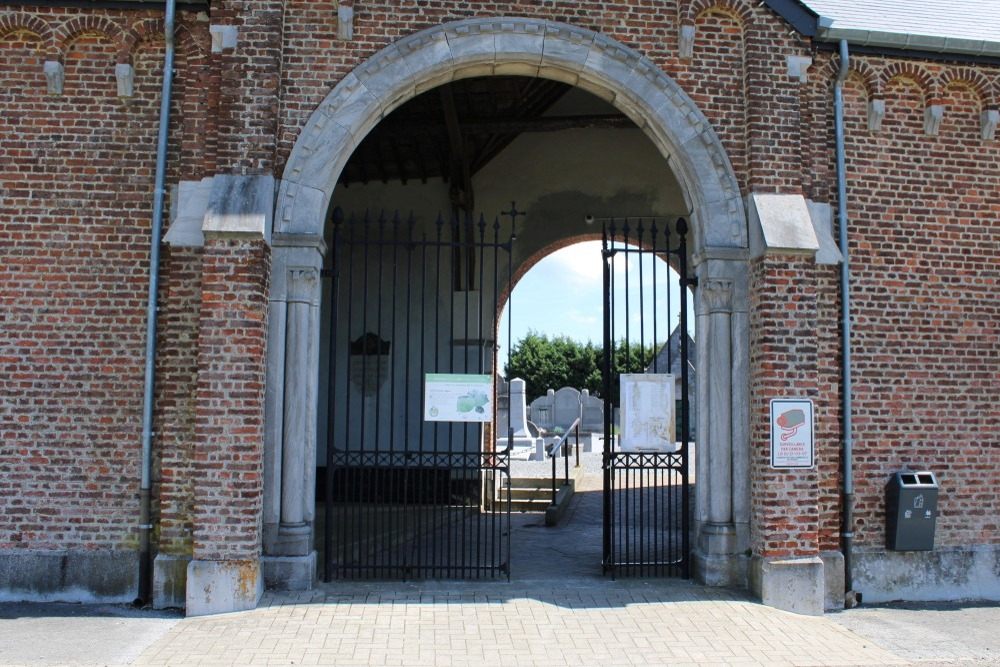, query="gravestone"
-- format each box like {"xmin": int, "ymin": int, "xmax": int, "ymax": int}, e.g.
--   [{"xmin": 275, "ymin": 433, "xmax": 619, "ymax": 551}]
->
[{"xmin": 497, "ymin": 378, "xmax": 545, "ymax": 460}]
